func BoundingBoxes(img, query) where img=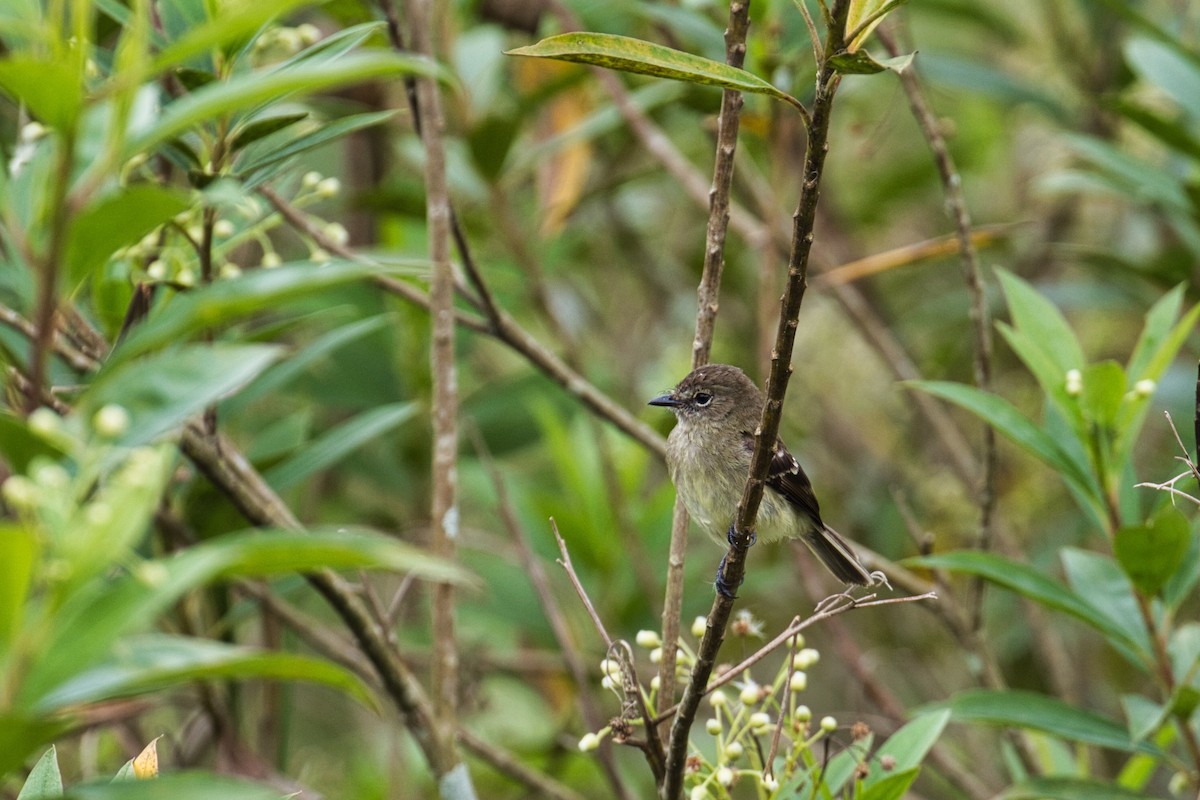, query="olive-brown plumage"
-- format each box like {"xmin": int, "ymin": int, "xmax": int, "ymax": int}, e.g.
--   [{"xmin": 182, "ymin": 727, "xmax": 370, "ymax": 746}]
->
[{"xmin": 650, "ymin": 364, "xmax": 872, "ymax": 586}]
